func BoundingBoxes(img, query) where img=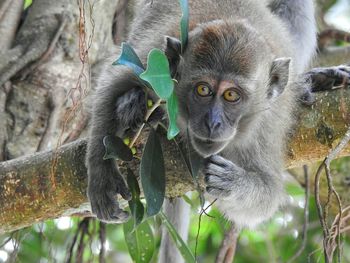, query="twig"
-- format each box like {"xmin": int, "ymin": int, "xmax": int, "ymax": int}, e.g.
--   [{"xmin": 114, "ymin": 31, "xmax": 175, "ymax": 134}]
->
[
  {"xmin": 195, "ymin": 199, "xmax": 217, "ymax": 260},
  {"xmin": 66, "ymin": 219, "xmax": 87, "ymax": 263},
  {"xmin": 315, "ymin": 161, "xmax": 328, "ymax": 237},
  {"xmin": 0, "ymin": 235, "xmax": 12, "ymax": 248},
  {"xmin": 287, "ymin": 165, "xmax": 310, "ymax": 263},
  {"xmin": 314, "ymin": 125, "xmax": 350, "ymax": 262},
  {"xmin": 318, "ymin": 29, "xmax": 350, "ymax": 49},
  {"xmin": 340, "ymin": 226, "xmax": 350, "ymax": 234},
  {"xmin": 215, "ymin": 224, "xmax": 239, "ymax": 263},
  {"xmin": 99, "ymin": 222, "xmax": 106, "ymax": 263},
  {"xmin": 63, "ymin": 114, "xmax": 89, "ymax": 144},
  {"xmin": 129, "ymin": 98, "xmax": 163, "ymax": 148},
  {"xmin": 51, "ymin": 0, "xmax": 95, "ymax": 187}
]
